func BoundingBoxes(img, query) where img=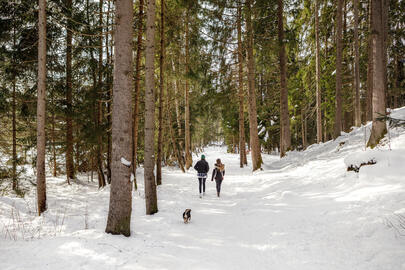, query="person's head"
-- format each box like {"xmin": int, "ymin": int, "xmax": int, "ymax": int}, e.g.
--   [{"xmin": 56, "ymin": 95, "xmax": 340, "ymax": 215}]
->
[
  {"xmin": 216, "ymin": 158, "xmax": 221, "ymax": 165},
  {"xmin": 201, "ymin": 154, "xmax": 205, "ymax": 160}
]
